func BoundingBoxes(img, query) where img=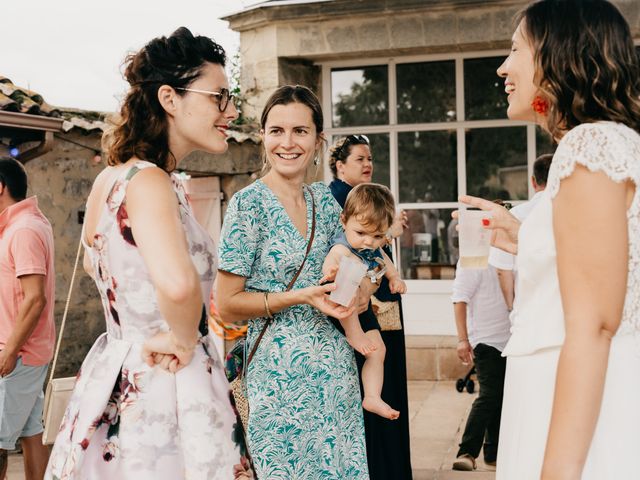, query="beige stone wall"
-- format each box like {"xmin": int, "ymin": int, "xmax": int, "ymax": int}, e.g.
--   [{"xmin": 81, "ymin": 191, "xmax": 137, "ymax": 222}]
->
[
  {"xmin": 24, "ymin": 131, "xmax": 261, "ymax": 376},
  {"xmin": 229, "ymin": 0, "xmax": 640, "ymax": 120},
  {"xmin": 25, "ymin": 131, "xmax": 104, "ymax": 377}
]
